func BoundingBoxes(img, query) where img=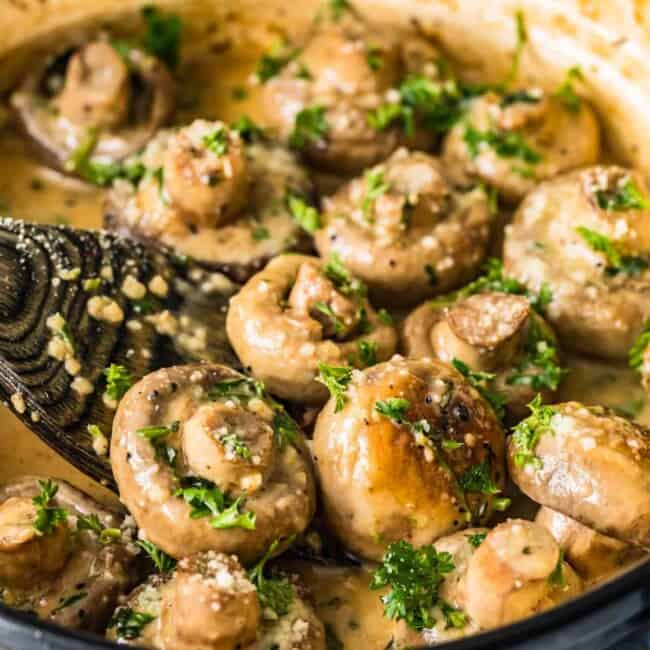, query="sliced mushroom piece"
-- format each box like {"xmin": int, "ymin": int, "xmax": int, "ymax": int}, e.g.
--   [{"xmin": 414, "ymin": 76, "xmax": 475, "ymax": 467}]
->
[
  {"xmin": 111, "ymin": 364, "xmax": 317, "ymax": 563},
  {"xmin": 11, "ymin": 37, "xmax": 175, "ymax": 172},
  {"xmin": 442, "ymin": 88, "xmax": 600, "ymax": 204},
  {"xmin": 226, "ymin": 254, "xmax": 398, "ymax": 405},
  {"xmin": 509, "ymin": 401, "xmax": 650, "ymax": 548},
  {"xmin": 401, "ymin": 291, "xmax": 563, "ymax": 422},
  {"xmin": 312, "ymin": 357, "xmax": 506, "ymax": 561},
  {"xmin": 107, "ymin": 550, "xmax": 326, "ymax": 650},
  {"xmin": 105, "ymin": 121, "xmax": 314, "ymax": 283},
  {"xmin": 0, "ymin": 476, "xmax": 137, "ymax": 632},
  {"xmin": 315, "ymin": 149, "xmax": 492, "ymax": 307},
  {"xmin": 503, "ymin": 166, "xmax": 650, "ymax": 361},
  {"xmin": 535, "ymin": 506, "xmax": 646, "ymax": 583}
]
